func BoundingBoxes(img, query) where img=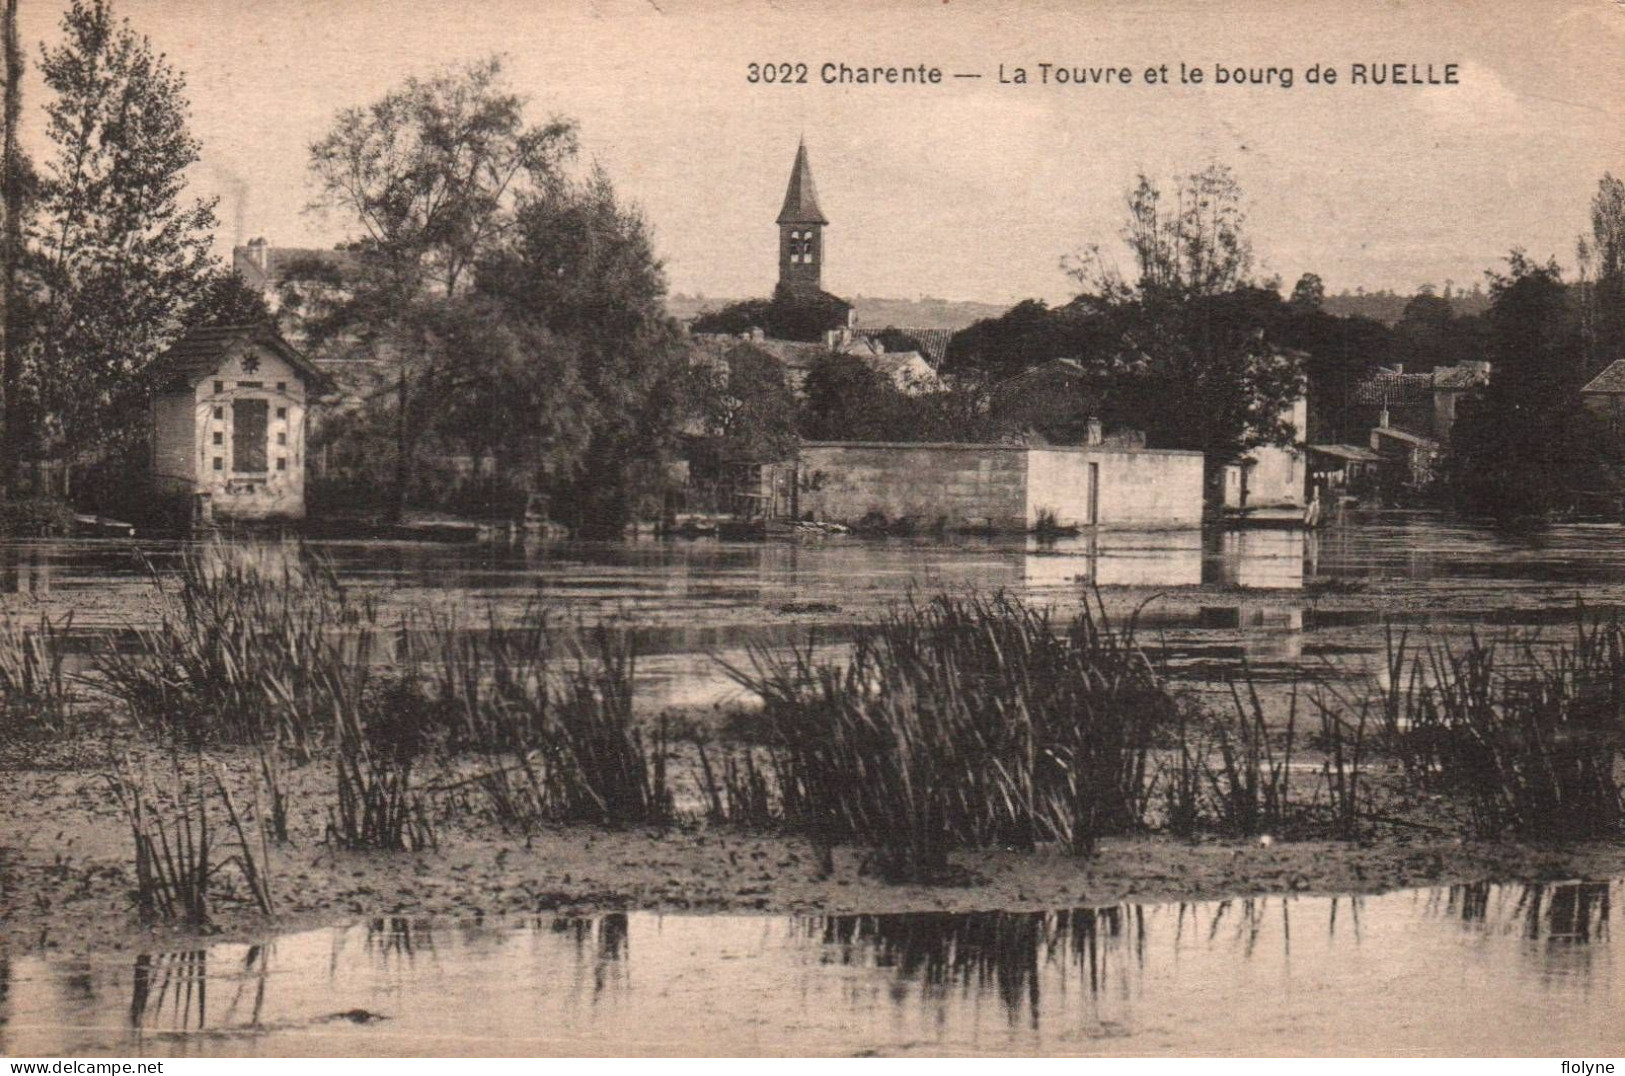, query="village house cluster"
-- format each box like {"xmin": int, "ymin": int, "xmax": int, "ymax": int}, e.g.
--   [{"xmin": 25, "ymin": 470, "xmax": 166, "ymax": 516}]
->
[{"xmin": 166, "ymin": 141, "xmax": 1498, "ymax": 535}]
